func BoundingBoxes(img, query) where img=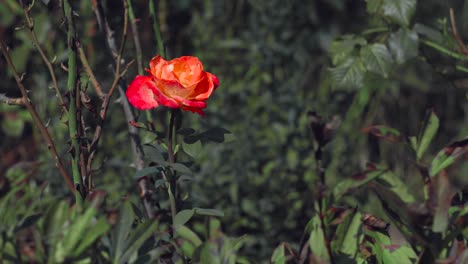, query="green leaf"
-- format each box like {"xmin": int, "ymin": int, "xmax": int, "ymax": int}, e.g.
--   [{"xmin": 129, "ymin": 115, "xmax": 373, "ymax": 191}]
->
[
  {"xmin": 143, "ymin": 144, "xmax": 166, "ymax": 163},
  {"xmin": 111, "ymin": 202, "xmax": 135, "ymax": 262},
  {"xmin": 74, "ymin": 218, "xmax": 110, "ymax": 256},
  {"xmin": 182, "ymin": 140, "xmax": 203, "ymax": 159},
  {"xmin": 382, "ymin": 0, "xmax": 416, "ymax": 27},
  {"xmin": 329, "ymin": 37, "xmax": 367, "ymax": 65},
  {"xmin": 168, "ymin": 163, "xmax": 192, "ymax": 175},
  {"xmin": 270, "ymin": 243, "xmax": 287, "ymax": 264},
  {"xmin": 308, "ymin": 213, "xmax": 330, "ymax": 262},
  {"xmin": 331, "ymin": 209, "xmax": 362, "ymax": 256},
  {"xmin": 416, "ymin": 110, "xmax": 439, "ymax": 161},
  {"xmin": 194, "ymin": 208, "xmax": 224, "ymax": 217},
  {"xmin": 340, "ymin": 211, "xmax": 363, "ymax": 256},
  {"xmin": 200, "ymin": 127, "xmax": 232, "ymax": 143},
  {"xmin": 333, "ymin": 165, "xmax": 387, "ymax": 201},
  {"xmin": 175, "ymin": 225, "xmax": 203, "ymax": 247},
  {"xmin": 366, "ymin": 0, "xmax": 383, "ymax": 14},
  {"xmin": 377, "ymin": 171, "xmax": 415, "ymax": 203},
  {"xmin": 430, "ymin": 138, "xmax": 468, "ymax": 176},
  {"xmin": 174, "ymin": 209, "xmax": 195, "ymax": 227},
  {"xmin": 388, "ymin": 28, "xmax": 419, "ymax": 64},
  {"xmin": 360, "ymin": 43, "xmax": 393, "ymax": 77},
  {"xmin": 134, "ymin": 166, "xmax": 163, "ymax": 178},
  {"xmin": 329, "ymin": 57, "xmax": 366, "ymax": 89},
  {"xmin": 118, "ymin": 219, "xmax": 158, "ymax": 263}
]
